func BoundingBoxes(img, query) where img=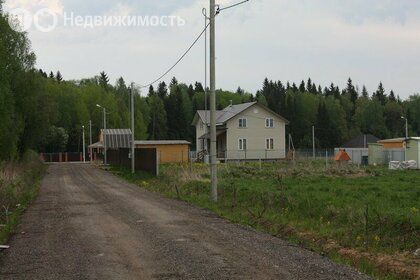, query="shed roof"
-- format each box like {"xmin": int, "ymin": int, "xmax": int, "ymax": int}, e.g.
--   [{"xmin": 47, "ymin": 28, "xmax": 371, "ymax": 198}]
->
[
  {"xmin": 378, "ymin": 138, "xmax": 406, "ymax": 143},
  {"xmin": 135, "ymin": 140, "xmax": 191, "ymax": 145},
  {"xmin": 100, "ymin": 129, "xmax": 132, "ymax": 148},
  {"xmin": 101, "ymin": 129, "xmax": 132, "ymax": 135}
]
